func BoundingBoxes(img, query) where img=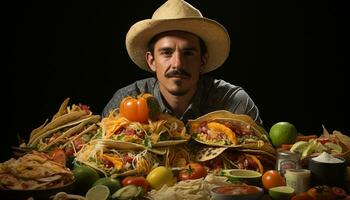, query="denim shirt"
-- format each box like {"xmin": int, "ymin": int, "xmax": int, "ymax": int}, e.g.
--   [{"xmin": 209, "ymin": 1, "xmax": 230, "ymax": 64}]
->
[{"xmin": 102, "ymin": 76, "xmax": 263, "ymax": 125}]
